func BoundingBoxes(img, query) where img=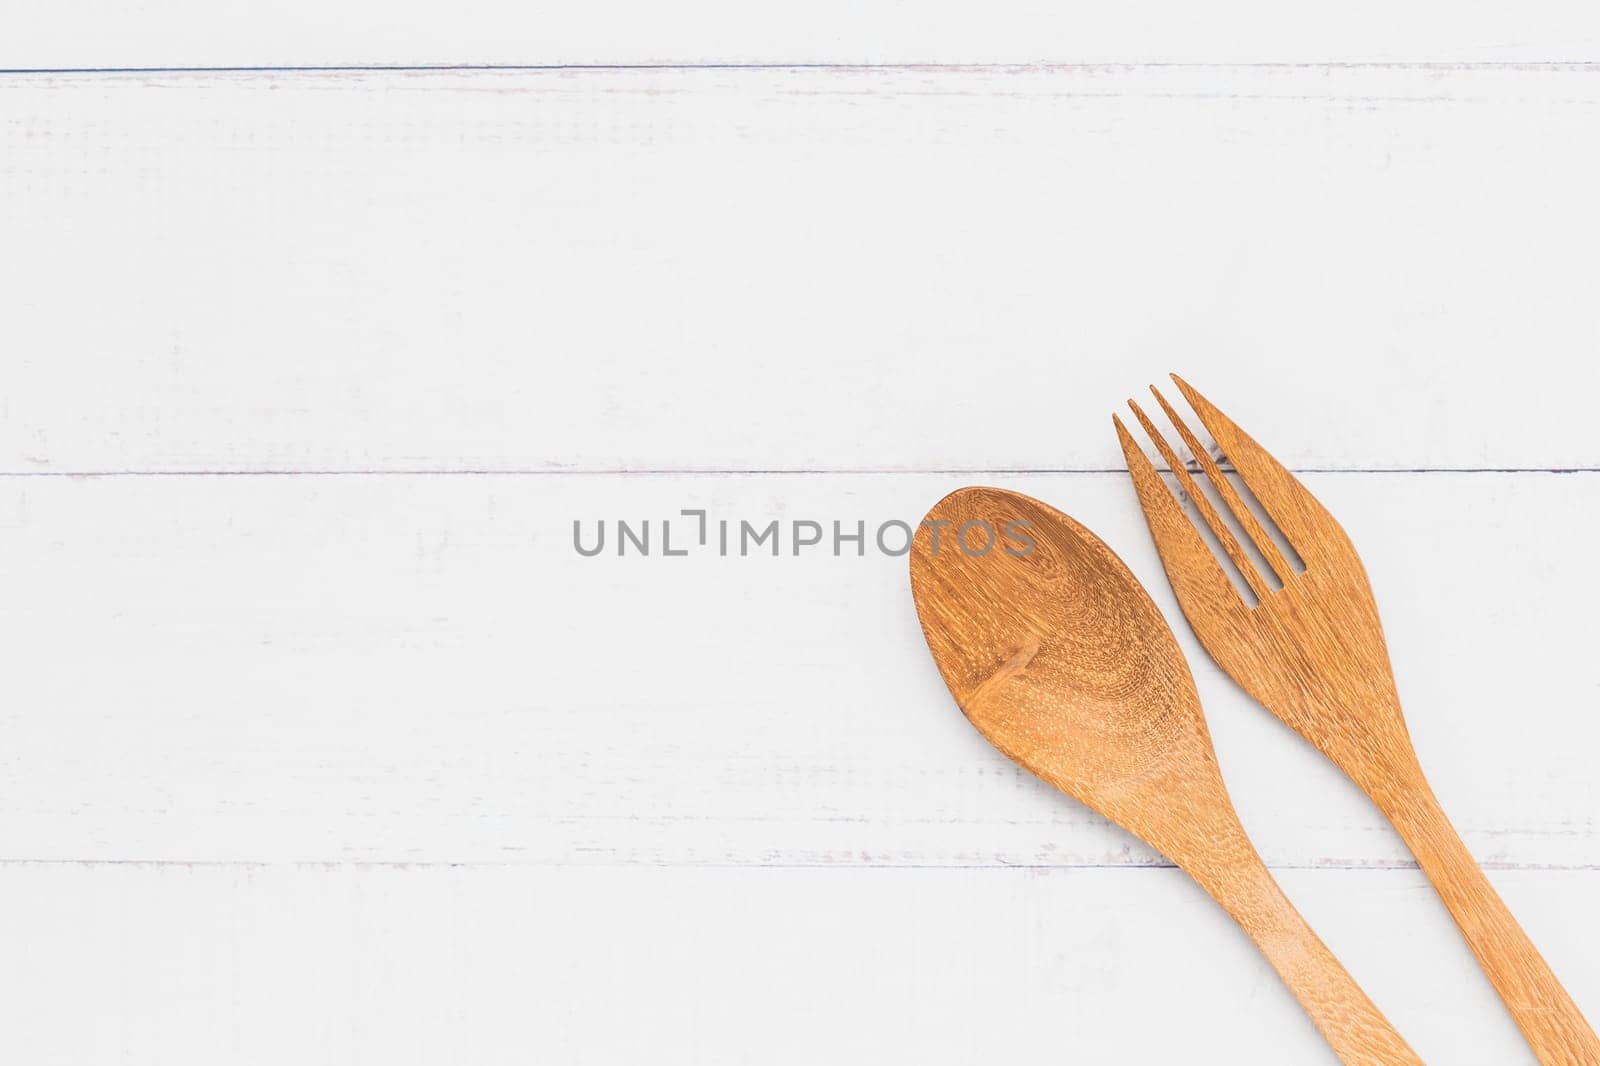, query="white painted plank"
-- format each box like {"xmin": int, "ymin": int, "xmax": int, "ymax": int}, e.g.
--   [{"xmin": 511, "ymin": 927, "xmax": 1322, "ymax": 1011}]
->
[
  {"xmin": 0, "ymin": 862, "xmax": 1593, "ymax": 1065},
  {"xmin": 5, "ymin": 2, "xmax": 1600, "ymax": 68},
  {"xmin": 1, "ymin": 471, "xmax": 1594, "ymax": 867},
  {"xmin": 3, "ymin": 67, "xmax": 1599, "ymax": 473}
]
